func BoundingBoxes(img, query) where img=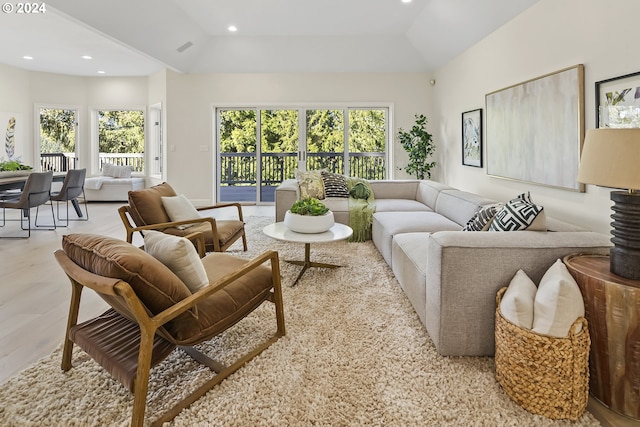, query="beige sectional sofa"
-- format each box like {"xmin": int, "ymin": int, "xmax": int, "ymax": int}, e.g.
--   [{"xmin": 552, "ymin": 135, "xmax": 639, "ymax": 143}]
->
[{"xmin": 275, "ymin": 179, "xmax": 611, "ymax": 356}]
